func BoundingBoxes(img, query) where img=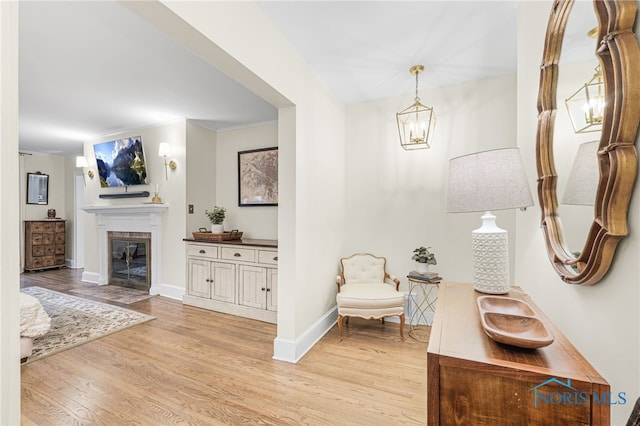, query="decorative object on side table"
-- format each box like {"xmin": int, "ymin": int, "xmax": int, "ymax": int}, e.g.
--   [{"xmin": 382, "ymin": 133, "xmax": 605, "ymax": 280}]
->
[
  {"xmin": 412, "ymin": 246, "xmax": 437, "ymax": 274},
  {"xmin": 47, "ymin": 208, "xmax": 56, "ymax": 219},
  {"xmin": 205, "ymin": 205, "xmax": 226, "ymax": 234}
]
